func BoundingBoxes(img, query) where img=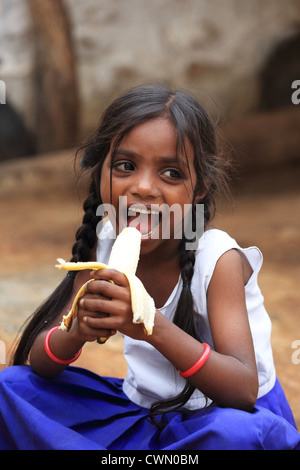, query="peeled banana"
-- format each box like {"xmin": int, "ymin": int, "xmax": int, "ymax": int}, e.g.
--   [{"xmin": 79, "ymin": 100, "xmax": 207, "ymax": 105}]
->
[{"xmin": 55, "ymin": 227, "xmax": 155, "ymax": 338}]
